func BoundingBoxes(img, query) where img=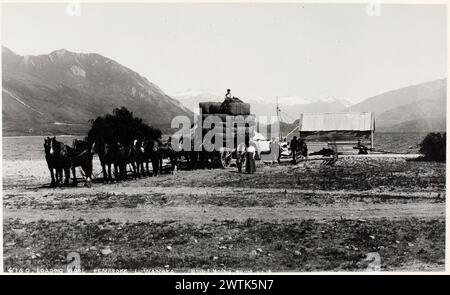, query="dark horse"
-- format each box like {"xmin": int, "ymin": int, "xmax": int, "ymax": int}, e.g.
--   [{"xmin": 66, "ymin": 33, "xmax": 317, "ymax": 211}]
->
[
  {"xmin": 157, "ymin": 138, "xmax": 180, "ymax": 174},
  {"xmin": 44, "ymin": 137, "xmax": 59, "ymax": 187},
  {"xmin": 142, "ymin": 138, "xmax": 161, "ymax": 176},
  {"xmin": 94, "ymin": 140, "xmax": 144, "ymax": 182},
  {"xmin": 131, "ymin": 139, "xmax": 147, "ymax": 178},
  {"xmin": 44, "ymin": 136, "xmax": 71, "ymax": 186},
  {"xmin": 66, "ymin": 139, "xmax": 95, "ymax": 187},
  {"xmin": 116, "ymin": 142, "xmax": 139, "ymax": 180},
  {"xmin": 95, "ymin": 141, "xmax": 119, "ymax": 182}
]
